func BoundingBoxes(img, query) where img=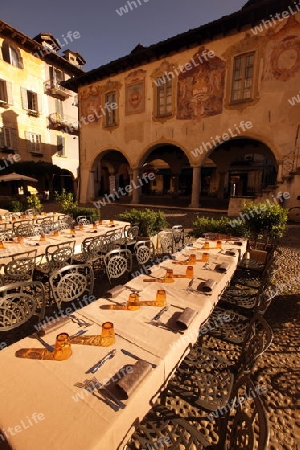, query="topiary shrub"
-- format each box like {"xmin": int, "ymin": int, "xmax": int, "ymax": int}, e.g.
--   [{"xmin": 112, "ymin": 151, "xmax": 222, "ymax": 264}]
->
[
  {"xmin": 119, "ymin": 208, "xmax": 169, "ymax": 237},
  {"xmin": 54, "ymin": 189, "xmax": 77, "ymax": 214}
]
